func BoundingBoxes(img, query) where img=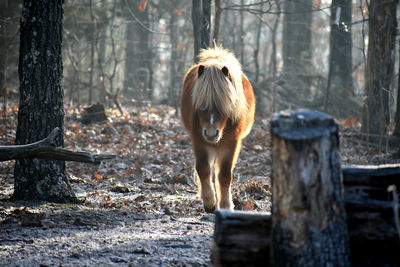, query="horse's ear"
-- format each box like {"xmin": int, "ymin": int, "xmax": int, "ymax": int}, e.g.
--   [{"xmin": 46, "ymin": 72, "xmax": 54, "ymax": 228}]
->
[
  {"xmin": 221, "ymin": 66, "xmax": 229, "ymax": 77},
  {"xmin": 198, "ymin": 65, "xmax": 204, "ymax": 77}
]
